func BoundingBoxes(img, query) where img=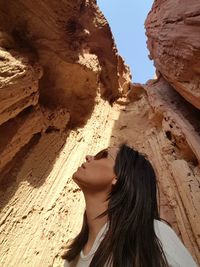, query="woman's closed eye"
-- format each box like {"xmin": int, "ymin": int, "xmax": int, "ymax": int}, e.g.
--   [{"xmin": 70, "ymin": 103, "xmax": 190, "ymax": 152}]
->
[{"xmin": 94, "ymin": 149, "xmax": 108, "ymax": 160}]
